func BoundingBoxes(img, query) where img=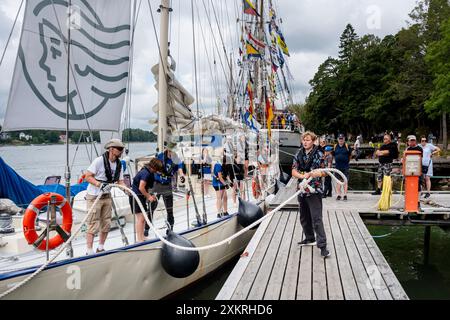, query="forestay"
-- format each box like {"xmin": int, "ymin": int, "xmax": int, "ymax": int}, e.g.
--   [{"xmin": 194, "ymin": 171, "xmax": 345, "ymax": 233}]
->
[{"xmin": 3, "ymin": 0, "xmax": 132, "ymax": 132}]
